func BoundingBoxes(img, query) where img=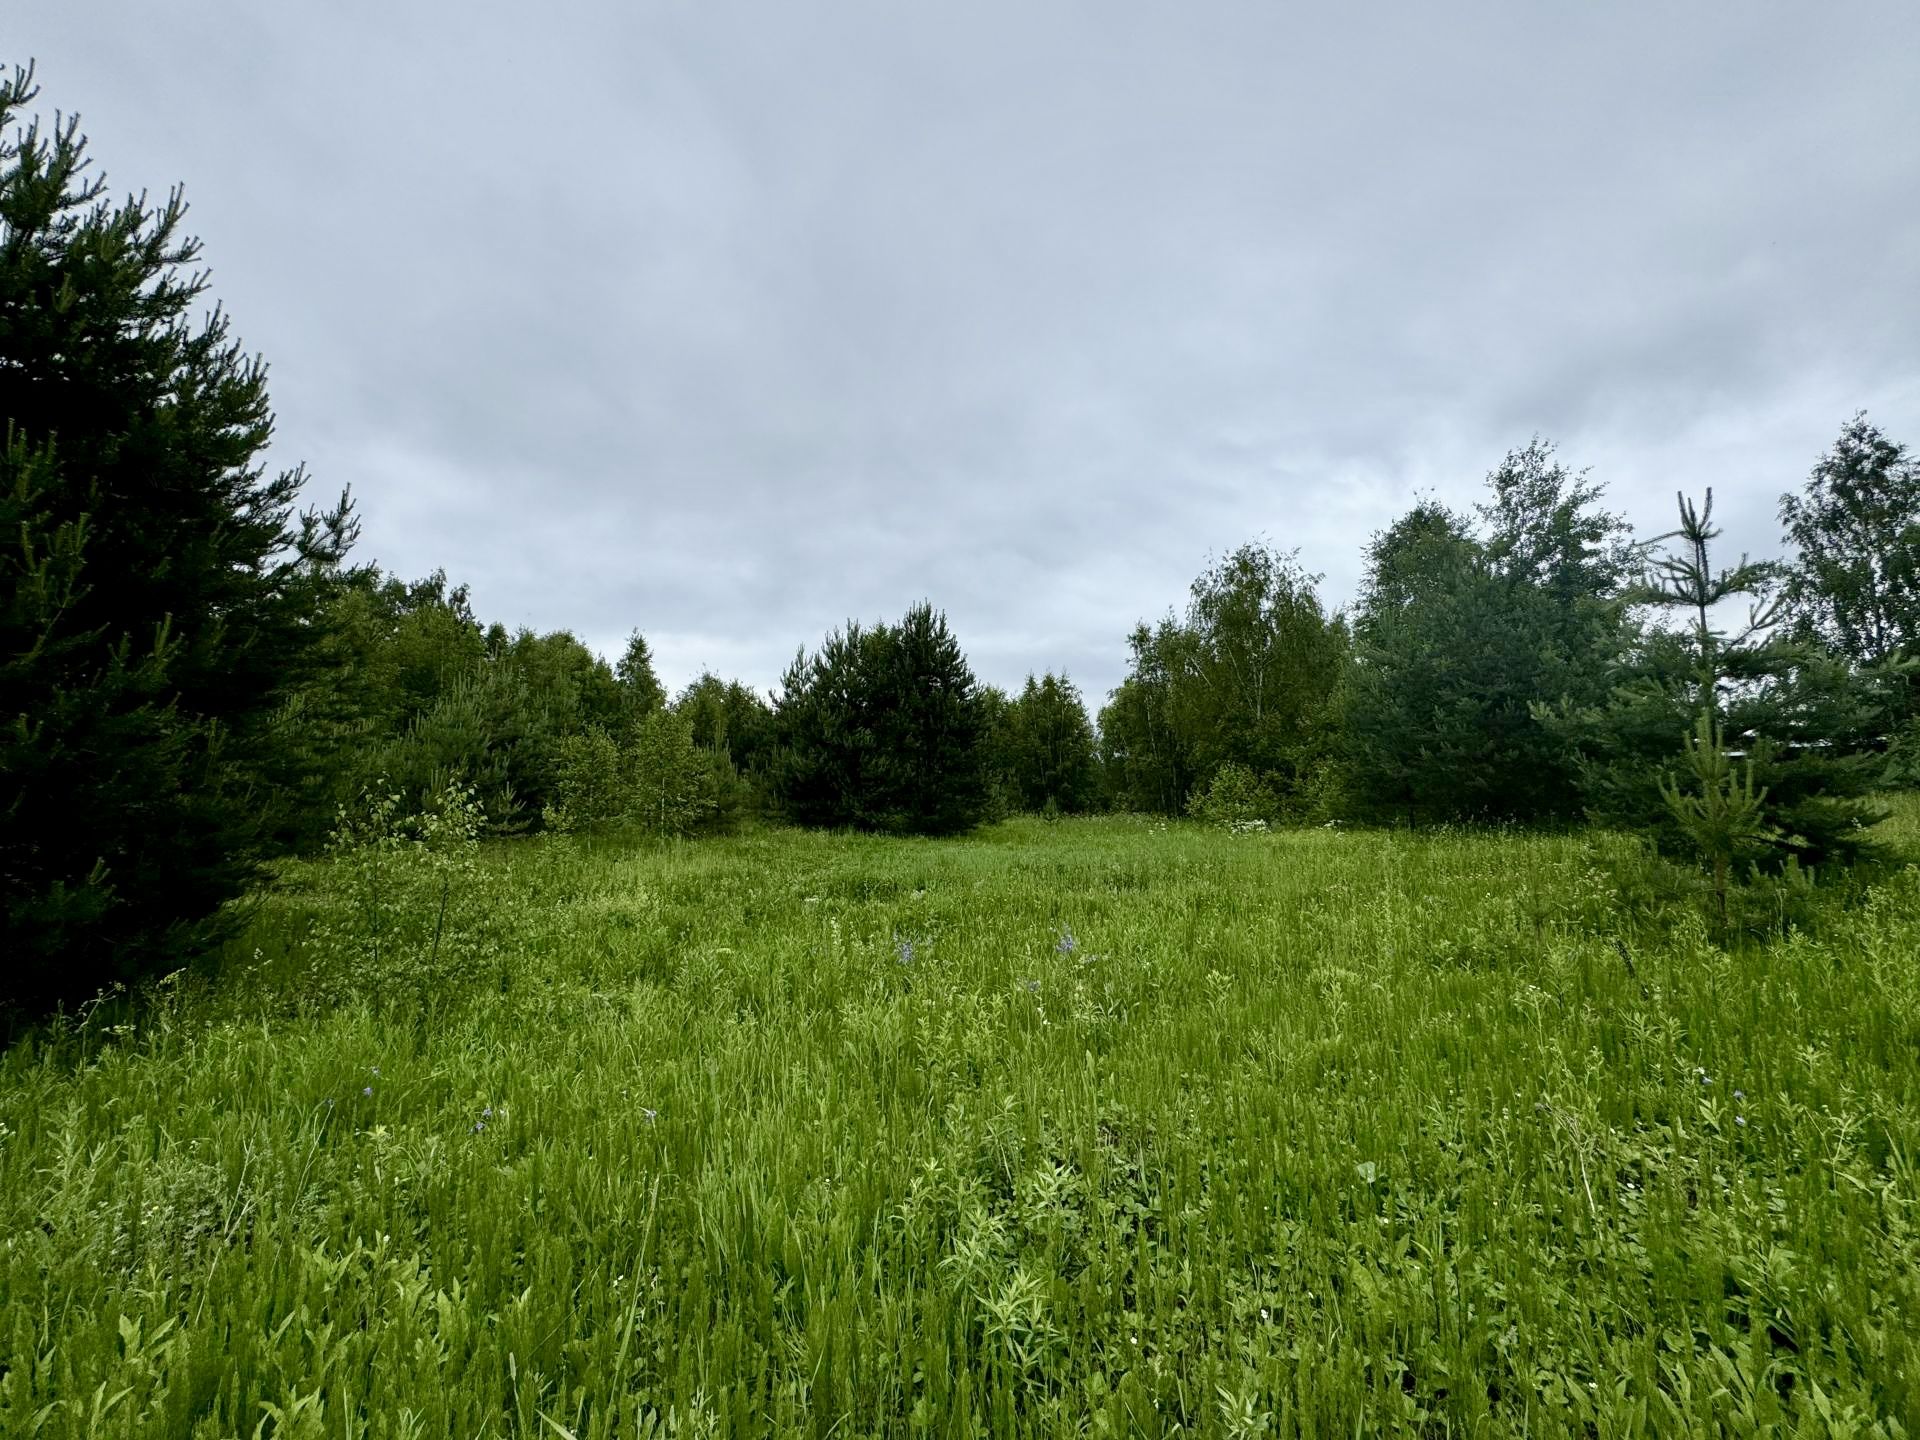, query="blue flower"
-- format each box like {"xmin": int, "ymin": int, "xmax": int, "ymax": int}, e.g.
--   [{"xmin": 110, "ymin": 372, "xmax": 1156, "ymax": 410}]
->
[
  {"xmin": 897, "ymin": 939, "xmax": 914, "ymax": 966},
  {"xmin": 362, "ymin": 1086, "xmax": 373, "ymax": 1098},
  {"xmin": 1056, "ymin": 928, "xmax": 1077, "ymax": 956}
]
